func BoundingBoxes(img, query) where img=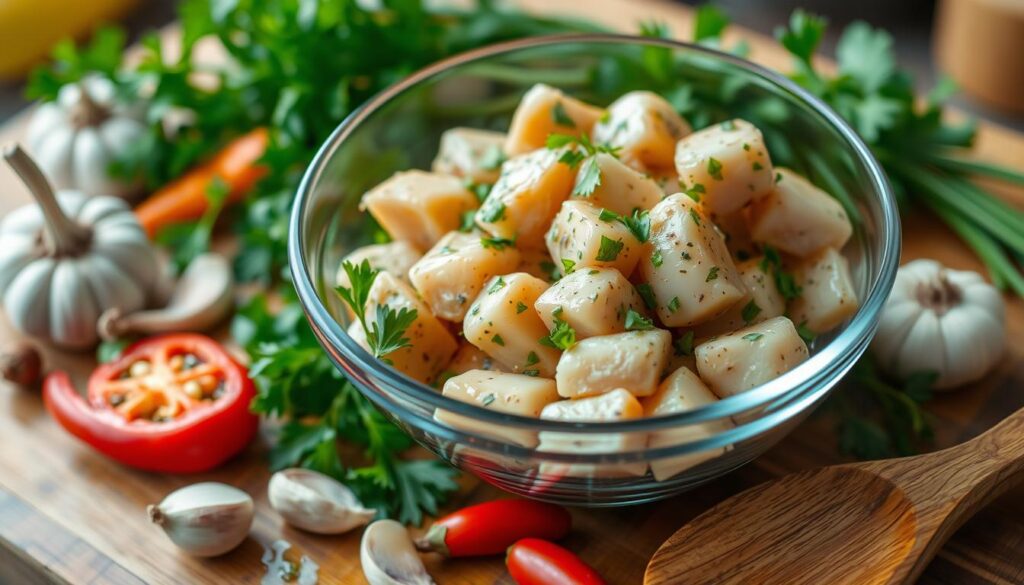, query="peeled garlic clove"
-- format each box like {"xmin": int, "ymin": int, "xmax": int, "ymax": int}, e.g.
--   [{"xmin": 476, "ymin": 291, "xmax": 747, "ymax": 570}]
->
[
  {"xmin": 268, "ymin": 468, "xmax": 376, "ymax": 534},
  {"xmin": 361, "ymin": 519, "xmax": 436, "ymax": 585},
  {"xmin": 147, "ymin": 482, "xmax": 253, "ymax": 557}
]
